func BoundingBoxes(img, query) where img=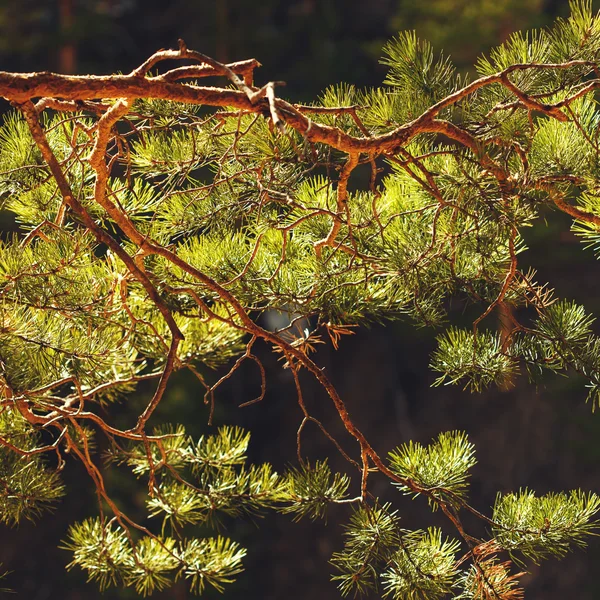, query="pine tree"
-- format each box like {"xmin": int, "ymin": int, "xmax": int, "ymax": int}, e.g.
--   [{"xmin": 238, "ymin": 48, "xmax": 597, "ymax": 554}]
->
[{"xmin": 1, "ymin": 2, "xmax": 600, "ymax": 597}]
